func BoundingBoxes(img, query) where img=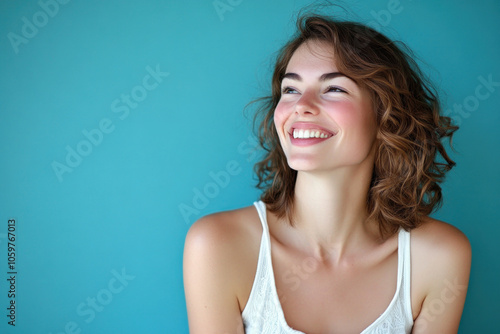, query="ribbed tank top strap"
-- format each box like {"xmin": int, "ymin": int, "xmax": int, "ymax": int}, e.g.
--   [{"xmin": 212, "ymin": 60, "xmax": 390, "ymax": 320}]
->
[
  {"xmin": 241, "ymin": 201, "xmax": 272, "ymax": 318},
  {"xmin": 253, "ymin": 200, "xmax": 270, "ymax": 241},
  {"xmin": 400, "ymin": 228, "xmax": 414, "ymax": 325}
]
